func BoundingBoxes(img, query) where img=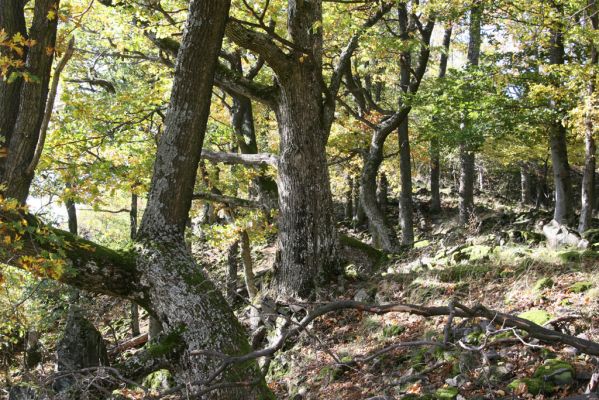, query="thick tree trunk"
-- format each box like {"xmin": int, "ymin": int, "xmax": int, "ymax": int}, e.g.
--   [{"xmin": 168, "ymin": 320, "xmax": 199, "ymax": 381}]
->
[
  {"xmin": 273, "ymin": 70, "xmax": 339, "ymax": 299},
  {"xmin": 549, "ymin": 5, "xmax": 574, "ymax": 225},
  {"xmin": 2, "ymin": 0, "xmax": 59, "ymax": 203},
  {"xmin": 459, "ymin": 145, "xmax": 475, "ymax": 225},
  {"xmin": 579, "ymin": 1, "xmax": 598, "ymax": 233},
  {"xmin": 227, "ymin": 240, "xmax": 240, "ymax": 304},
  {"xmin": 377, "ymin": 173, "xmax": 388, "ymax": 210},
  {"xmin": 0, "ymin": 1, "xmax": 27, "ymax": 179},
  {"xmin": 398, "ymin": 117, "xmax": 414, "ymax": 246}
]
